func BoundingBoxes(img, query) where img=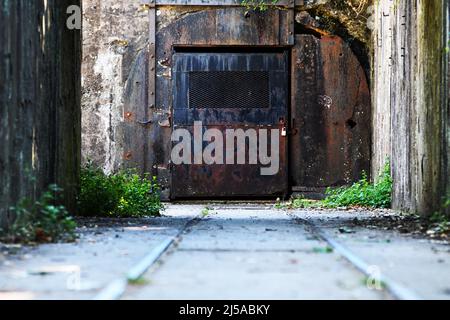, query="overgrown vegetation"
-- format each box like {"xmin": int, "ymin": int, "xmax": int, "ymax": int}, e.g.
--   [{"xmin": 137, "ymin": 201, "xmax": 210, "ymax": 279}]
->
[
  {"xmin": 0, "ymin": 185, "xmax": 77, "ymax": 243},
  {"xmin": 283, "ymin": 161, "xmax": 392, "ymax": 210},
  {"xmin": 321, "ymin": 162, "xmax": 392, "ymax": 208},
  {"xmin": 0, "ymin": 166, "xmax": 164, "ymax": 243},
  {"xmin": 305, "ymin": 0, "xmax": 374, "ymax": 45},
  {"xmin": 241, "ymin": 0, "xmax": 374, "ymax": 45},
  {"xmin": 241, "ymin": 0, "xmax": 279, "ymax": 13},
  {"xmin": 425, "ymin": 198, "xmax": 450, "ymax": 238},
  {"xmin": 78, "ymin": 164, "xmax": 163, "ymax": 217}
]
